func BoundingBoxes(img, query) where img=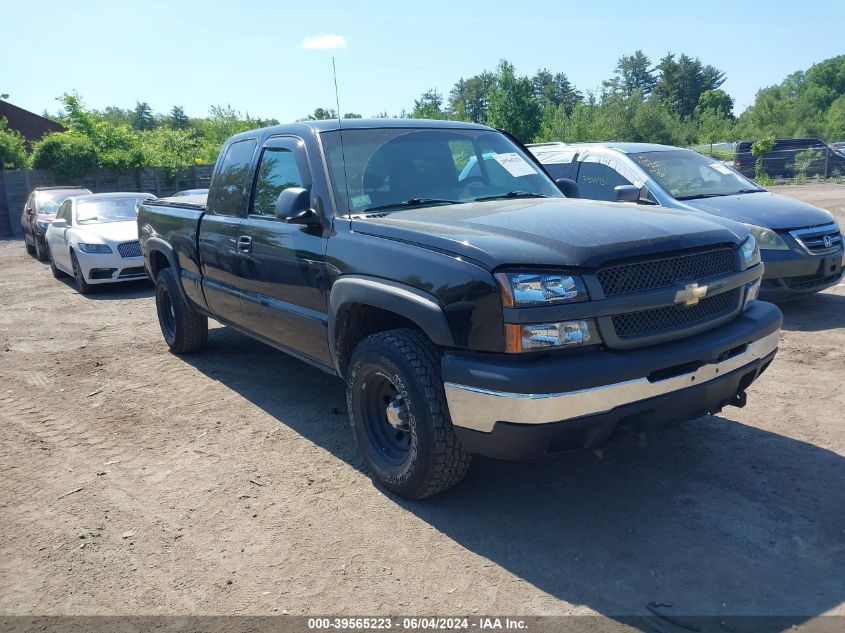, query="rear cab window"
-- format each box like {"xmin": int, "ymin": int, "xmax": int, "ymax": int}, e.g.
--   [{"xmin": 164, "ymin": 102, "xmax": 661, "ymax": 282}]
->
[{"xmin": 208, "ymin": 139, "xmax": 258, "ymax": 216}]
